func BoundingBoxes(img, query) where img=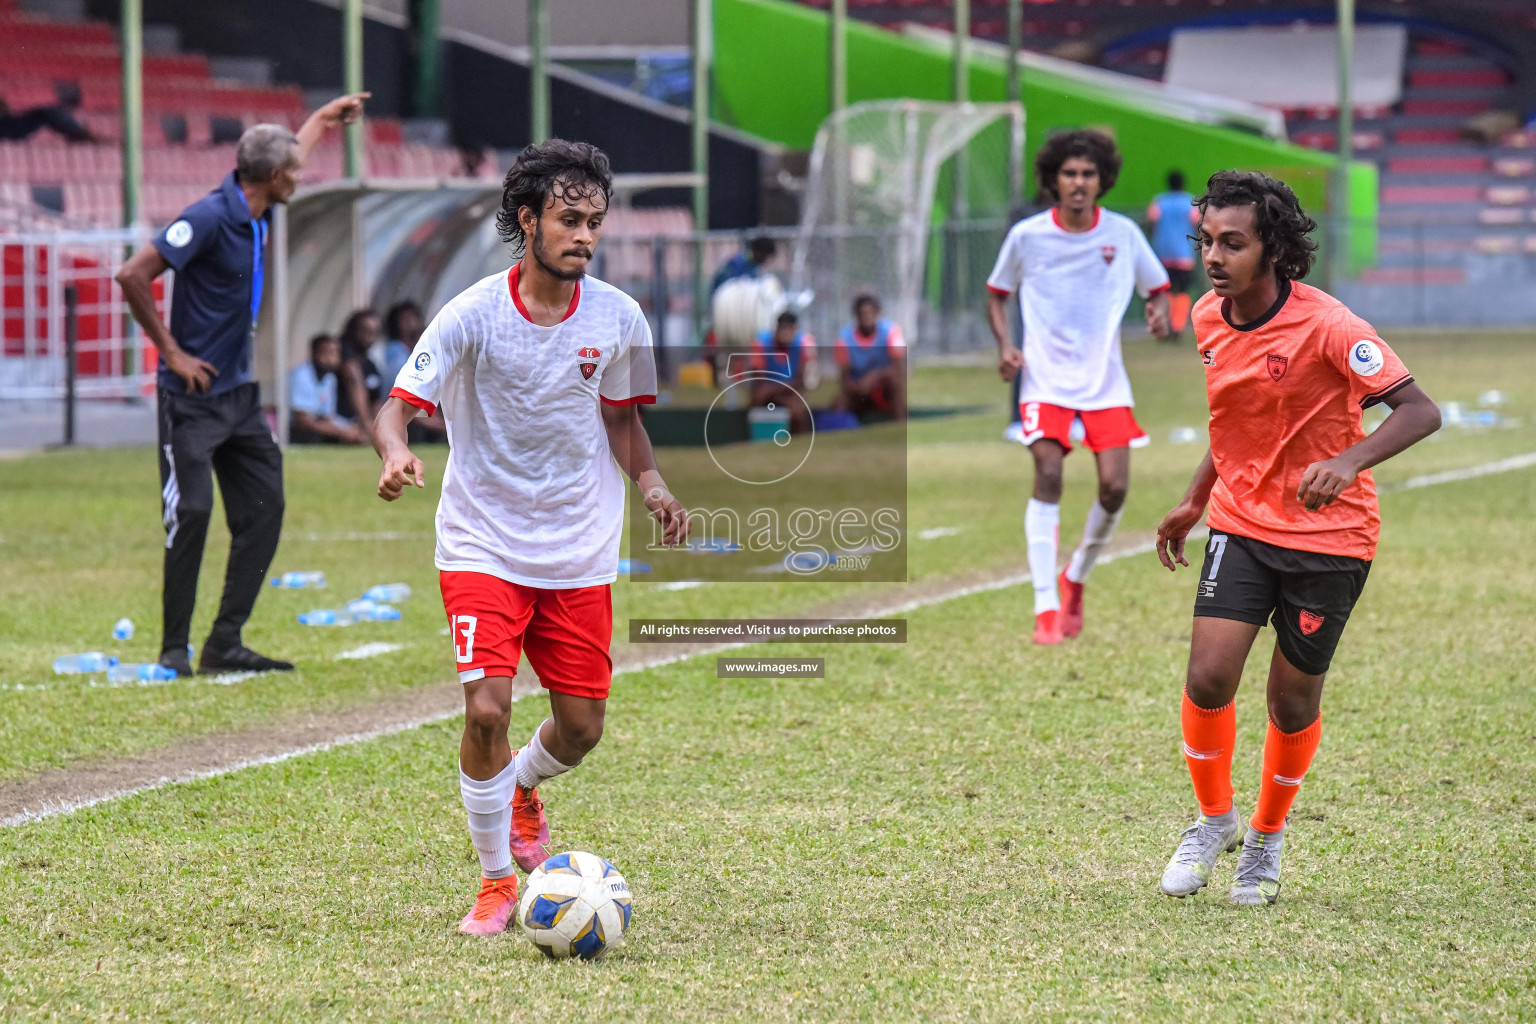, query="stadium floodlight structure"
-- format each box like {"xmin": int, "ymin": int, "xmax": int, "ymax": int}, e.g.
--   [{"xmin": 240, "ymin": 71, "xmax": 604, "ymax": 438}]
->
[{"xmin": 791, "ymin": 100, "xmax": 1024, "ymax": 354}]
